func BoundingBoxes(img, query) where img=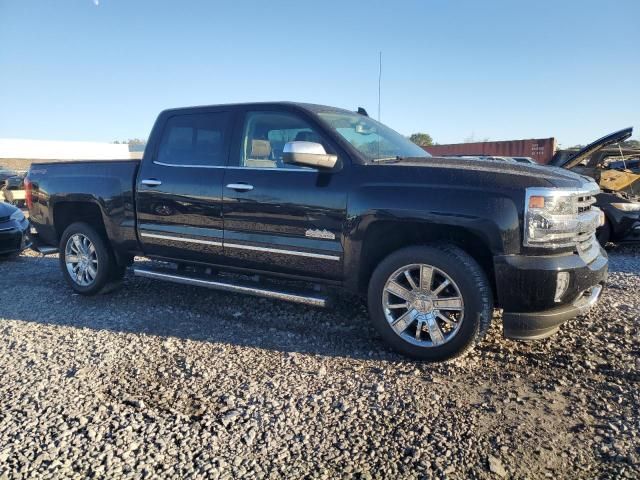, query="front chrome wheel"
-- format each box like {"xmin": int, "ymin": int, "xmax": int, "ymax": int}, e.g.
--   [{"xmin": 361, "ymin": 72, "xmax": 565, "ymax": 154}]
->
[
  {"xmin": 382, "ymin": 263, "xmax": 464, "ymax": 348},
  {"xmin": 65, "ymin": 233, "xmax": 99, "ymax": 286}
]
